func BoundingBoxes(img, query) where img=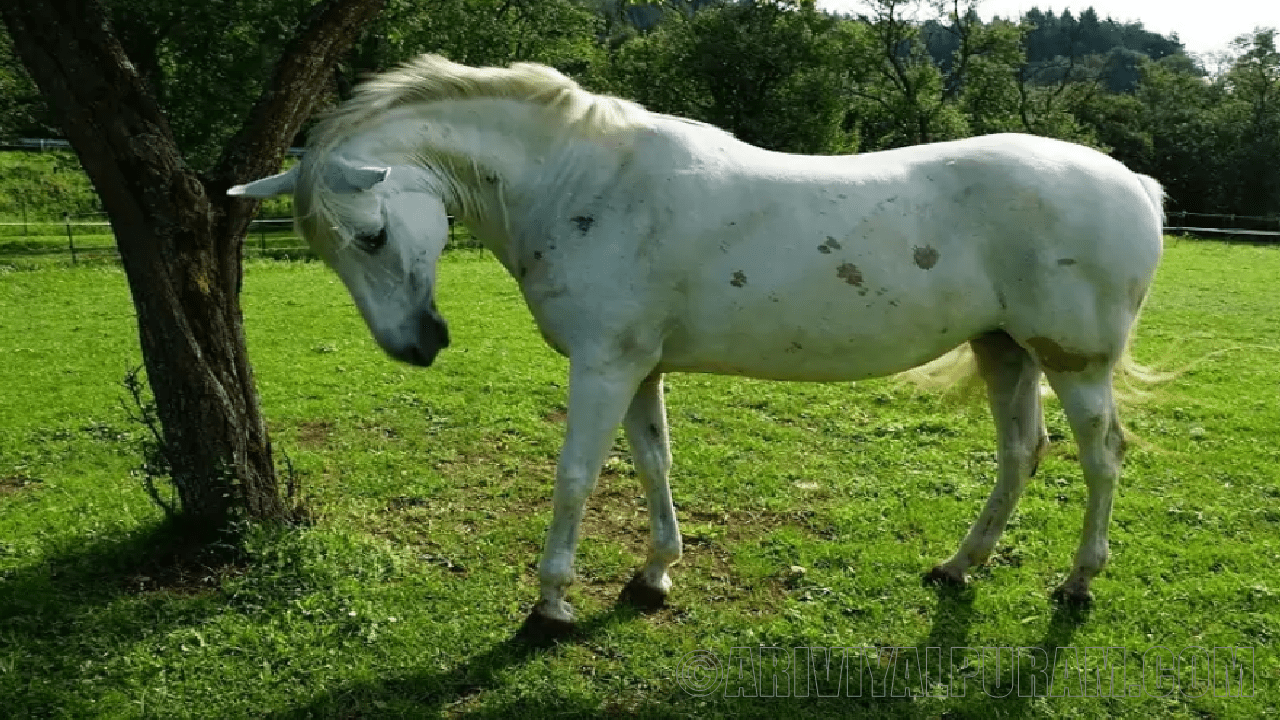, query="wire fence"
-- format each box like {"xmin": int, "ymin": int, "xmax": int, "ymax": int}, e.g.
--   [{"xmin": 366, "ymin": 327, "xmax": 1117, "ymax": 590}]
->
[
  {"xmin": 1166, "ymin": 211, "xmax": 1280, "ymax": 239},
  {"xmin": 0, "ymin": 212, "xmax": 484, "ymax": 265},
  {"xmin": 1, "ymin": 208, "xmax": 1276, "ymax": 267}
]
